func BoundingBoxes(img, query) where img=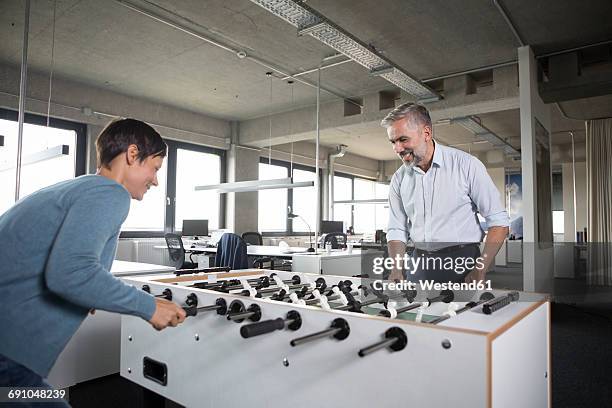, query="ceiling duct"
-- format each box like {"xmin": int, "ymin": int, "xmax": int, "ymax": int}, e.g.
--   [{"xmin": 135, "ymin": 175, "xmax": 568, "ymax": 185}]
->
[
  {"xmin": 248, "ymin": 0, "xmax": 440, "ymax": 102},
  {"xmin": 451, "ymin": 116, "xmax": 520, "ymax": 158}
]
